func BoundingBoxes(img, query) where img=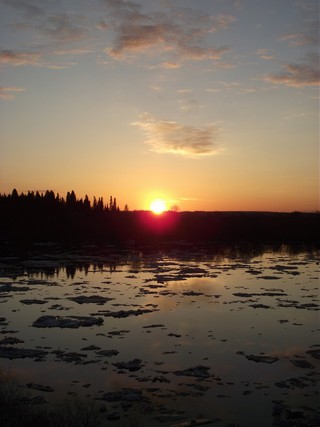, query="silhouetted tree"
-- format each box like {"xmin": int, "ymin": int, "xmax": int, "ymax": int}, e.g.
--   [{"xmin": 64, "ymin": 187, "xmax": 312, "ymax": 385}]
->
[
  {"xmin": 84, "ymin": 195, "xmax": 91, "ymax": 210},
  {"xmin": 96, "ymin": 197, "xmax": 104, "ymax": 212},
  {"xmin": 66, "ymin": 191, "xmax": 77, "ymax": 207},
  {"xmin": 109, "ymin": 196, "xmax": 118, "ymax": 212},
  {"xmin": 11, "ymin": 189, "xmax": 18, "ymax": 199},
  {"xmin": 93, "ymin": 196, "xmax": 97, "ymax": 210}
]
